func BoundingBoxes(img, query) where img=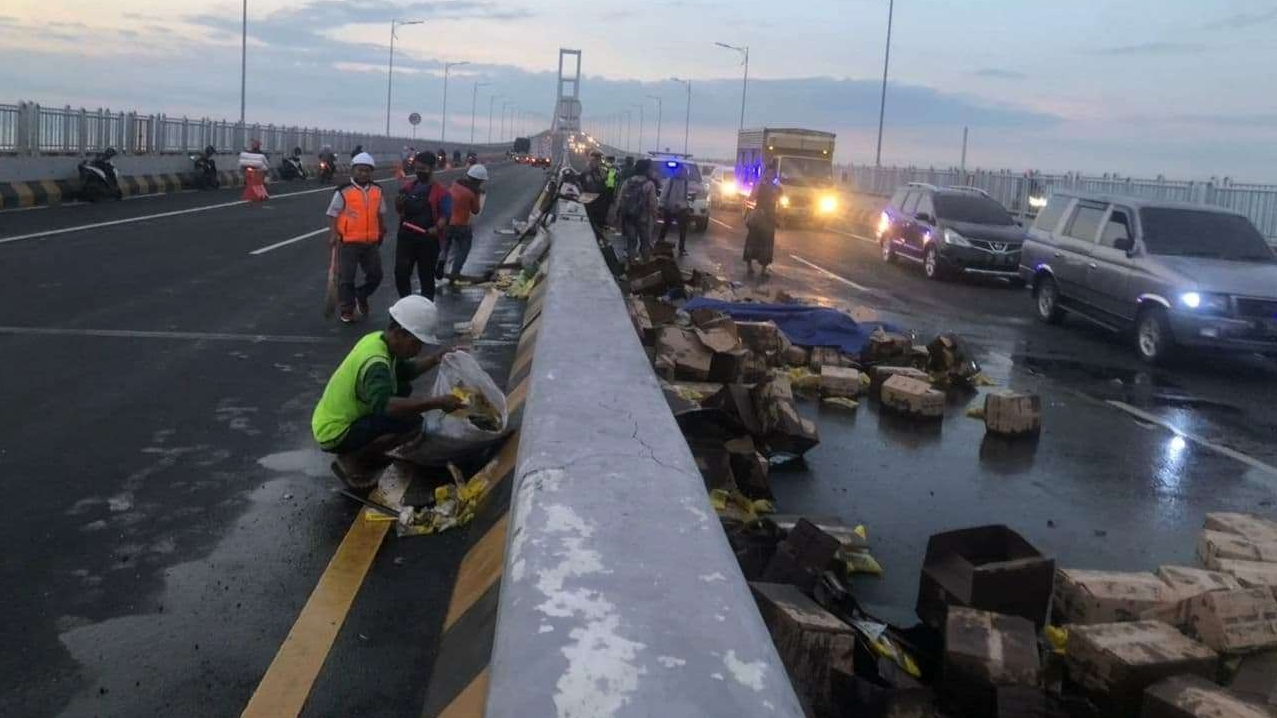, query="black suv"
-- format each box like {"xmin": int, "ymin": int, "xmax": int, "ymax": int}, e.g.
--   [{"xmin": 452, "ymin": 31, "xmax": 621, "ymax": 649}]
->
[{"xmin": 877, "ymin": 184, "xmax": 1027, "ymax": 281}]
